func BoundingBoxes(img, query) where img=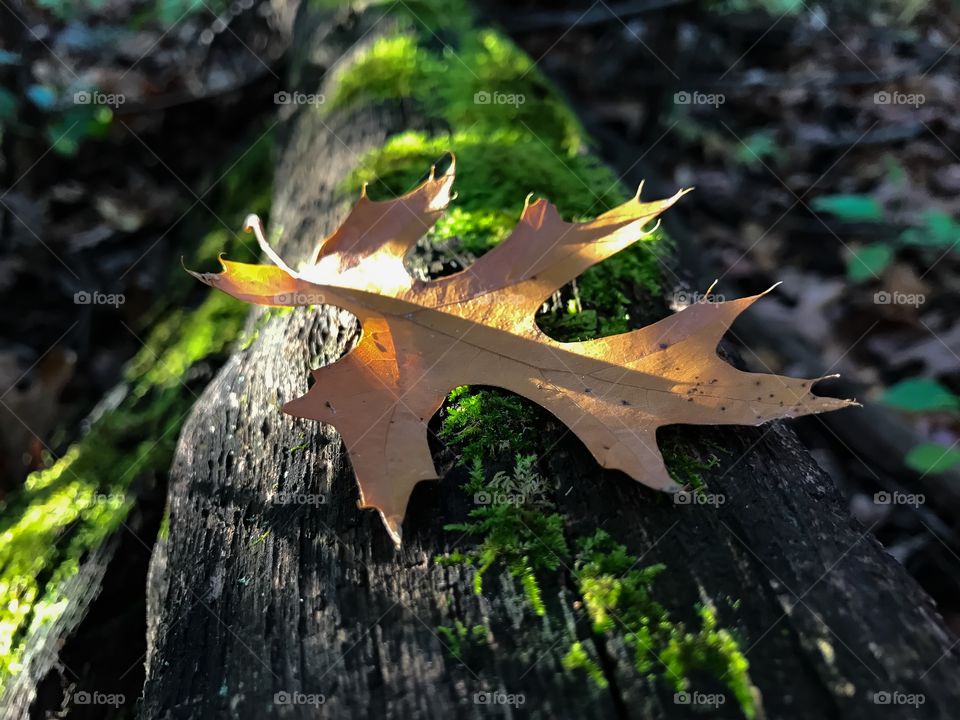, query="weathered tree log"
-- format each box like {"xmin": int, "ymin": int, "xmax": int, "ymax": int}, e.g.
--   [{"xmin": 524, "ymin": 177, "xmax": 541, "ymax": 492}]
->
[{"xmin": 141, "ymin": 3, "xmax": 960, "ymax": 719}]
